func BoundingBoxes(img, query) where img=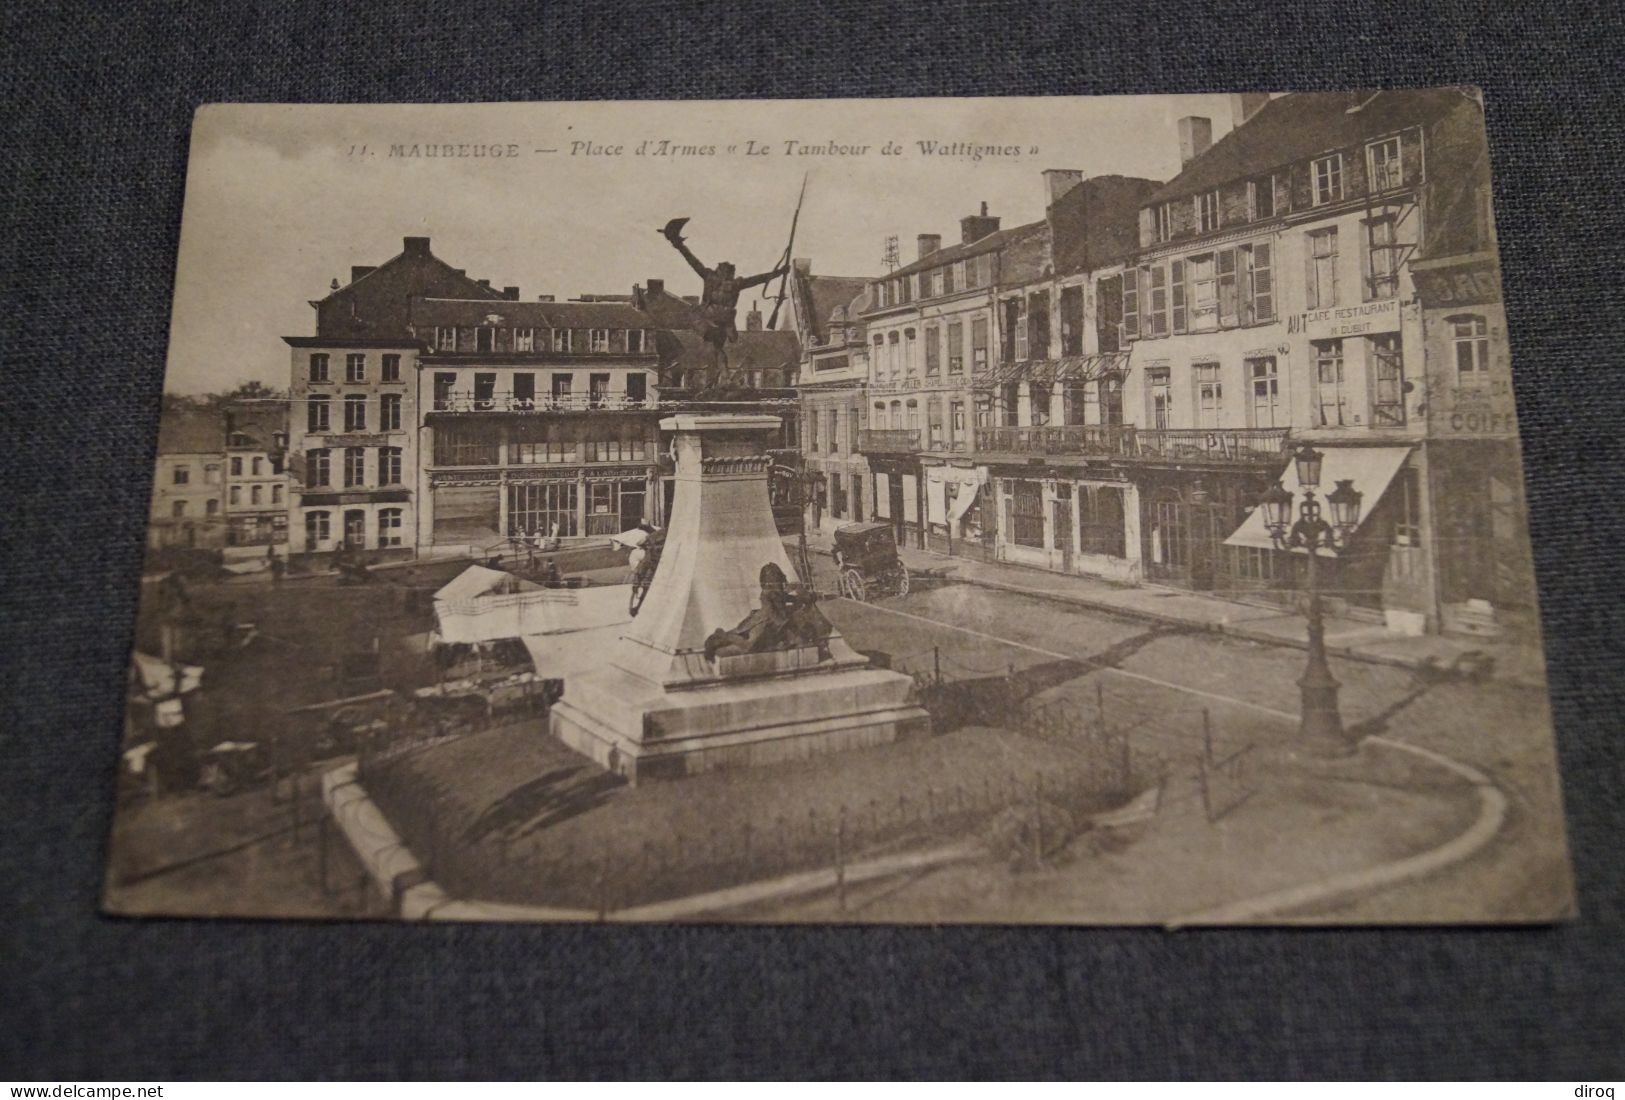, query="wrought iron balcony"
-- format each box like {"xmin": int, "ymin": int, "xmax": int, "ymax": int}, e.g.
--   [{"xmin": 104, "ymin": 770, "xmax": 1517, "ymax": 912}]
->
[
  {"xmin": 1131, "ymin": 427, "xmax": 1291, "ymax": 463},
  {"xmin": 430, "ymin": 391, "xmax": 657, "ymax": 413},
  {"xmin": 858, "ymin": 428, "xmax": 922, "ymax": 453},
  {"xmin": 974, "ymin": 424, "xmax": 1135, "ymax": 457}
]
